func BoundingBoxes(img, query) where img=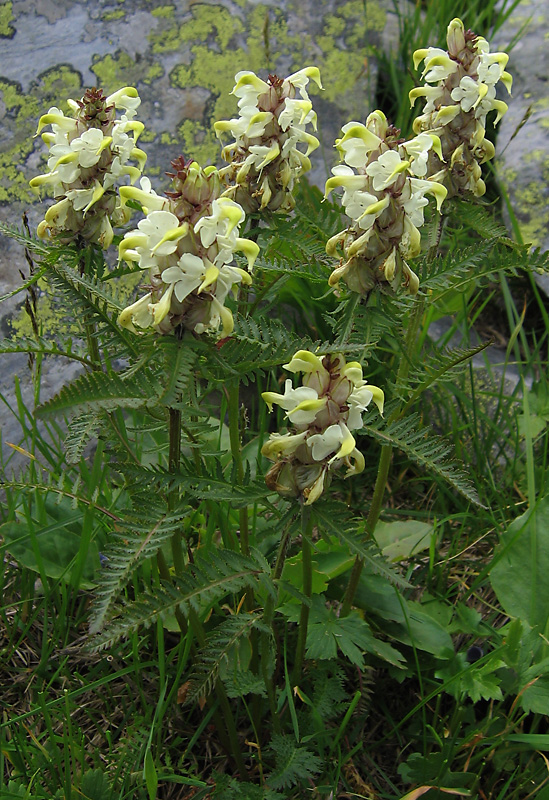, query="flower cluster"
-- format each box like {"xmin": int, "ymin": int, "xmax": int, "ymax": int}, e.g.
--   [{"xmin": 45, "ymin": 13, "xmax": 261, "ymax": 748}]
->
[
  {"xmin": 410, "ymin": 18, "xmax": 512, "ymax": 197},
  {"xmin": 324, "ymin": 111, "xmax": 447, "ymax": 296},
  {"xmin": 118, "ymin": 157, "xmax": 259, "ymax": 336},
  {"xmin": 215, "ymin": 67, "xmax": 322, "ymax": 213},
  {"xmin": 30, "ymin": 87, "xmax": 146, "ymax": 248},
  {"xmin": 262, "ymin": 351, "xmax": 384, "ymax": 505}
]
